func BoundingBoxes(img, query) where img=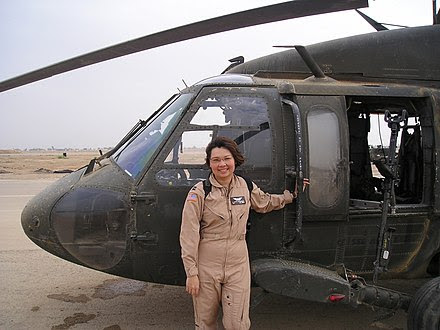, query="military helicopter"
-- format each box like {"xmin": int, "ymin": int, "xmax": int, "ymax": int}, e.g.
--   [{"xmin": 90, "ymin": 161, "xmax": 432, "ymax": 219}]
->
[{"xmin": 1, "ymin": 0, "xmax": 440, "ymax": 328}]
